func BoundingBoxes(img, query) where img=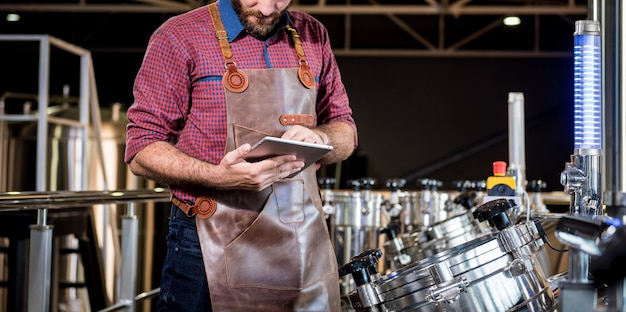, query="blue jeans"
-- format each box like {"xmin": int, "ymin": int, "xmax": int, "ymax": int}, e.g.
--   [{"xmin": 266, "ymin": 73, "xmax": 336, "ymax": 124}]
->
[{"xmin": 157, "ymin": 206, "xmax": 212, "ymax": 311}]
